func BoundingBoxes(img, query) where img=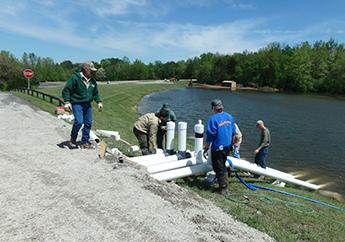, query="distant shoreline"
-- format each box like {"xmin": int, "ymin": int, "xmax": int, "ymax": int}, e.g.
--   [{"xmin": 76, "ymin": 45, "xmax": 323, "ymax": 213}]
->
[{"xmin": 188, "ymin": 82, "xmax": 280, "ymax": 92}]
